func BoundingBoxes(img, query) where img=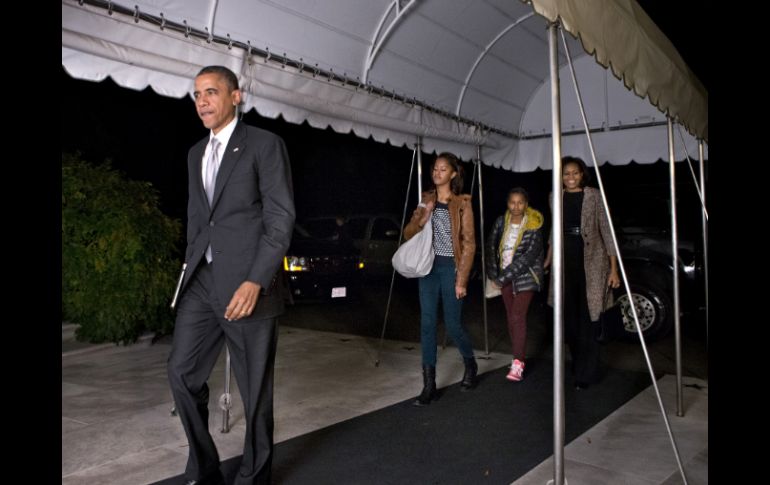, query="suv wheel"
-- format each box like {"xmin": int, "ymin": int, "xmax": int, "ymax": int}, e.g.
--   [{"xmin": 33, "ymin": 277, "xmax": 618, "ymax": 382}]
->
[{"xmin": 615, "ymin": 273, "xmax": 673, "ymax": 342}]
